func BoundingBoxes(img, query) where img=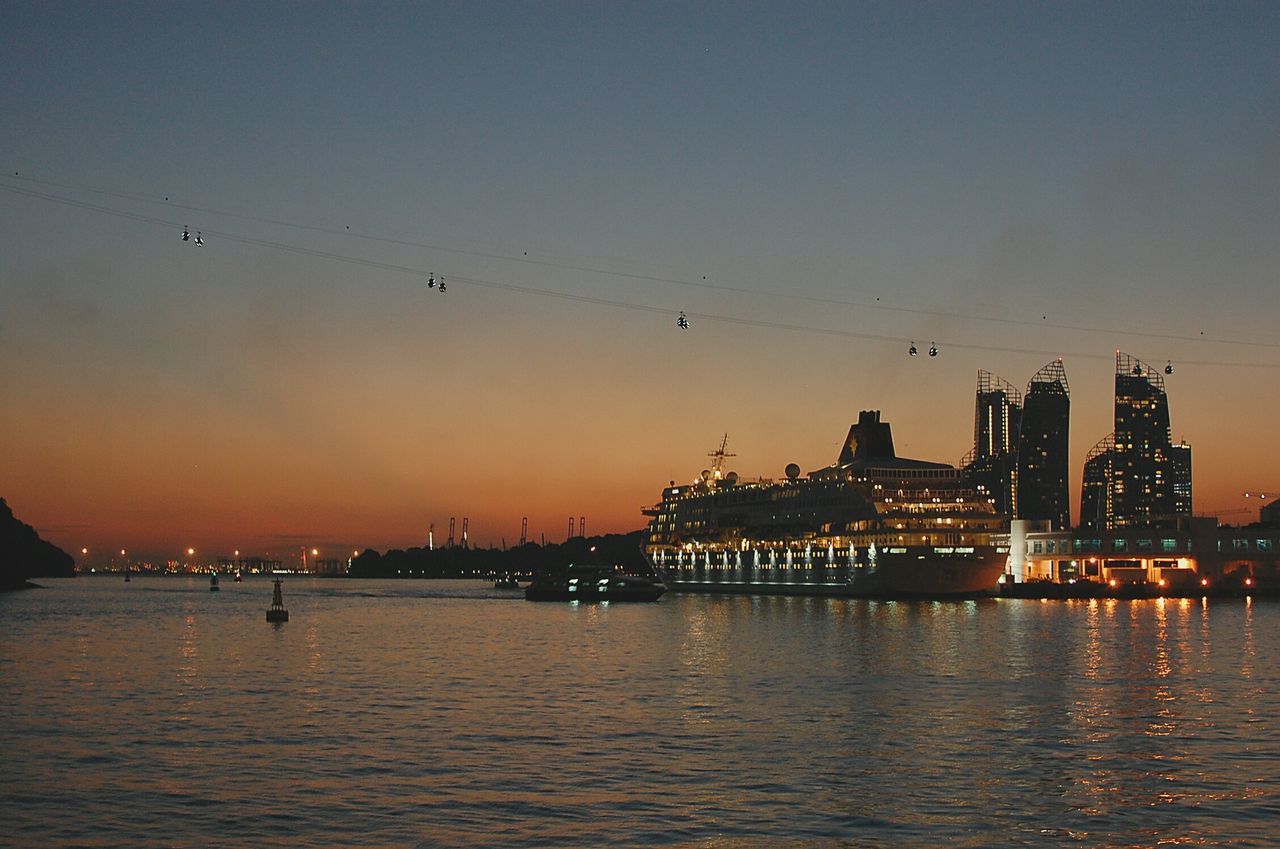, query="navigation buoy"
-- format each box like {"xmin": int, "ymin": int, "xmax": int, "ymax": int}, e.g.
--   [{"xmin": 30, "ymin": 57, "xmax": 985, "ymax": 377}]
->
[{"xmin": 266, "ymin": 578, "xmax": 289, "ymax": 622}]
